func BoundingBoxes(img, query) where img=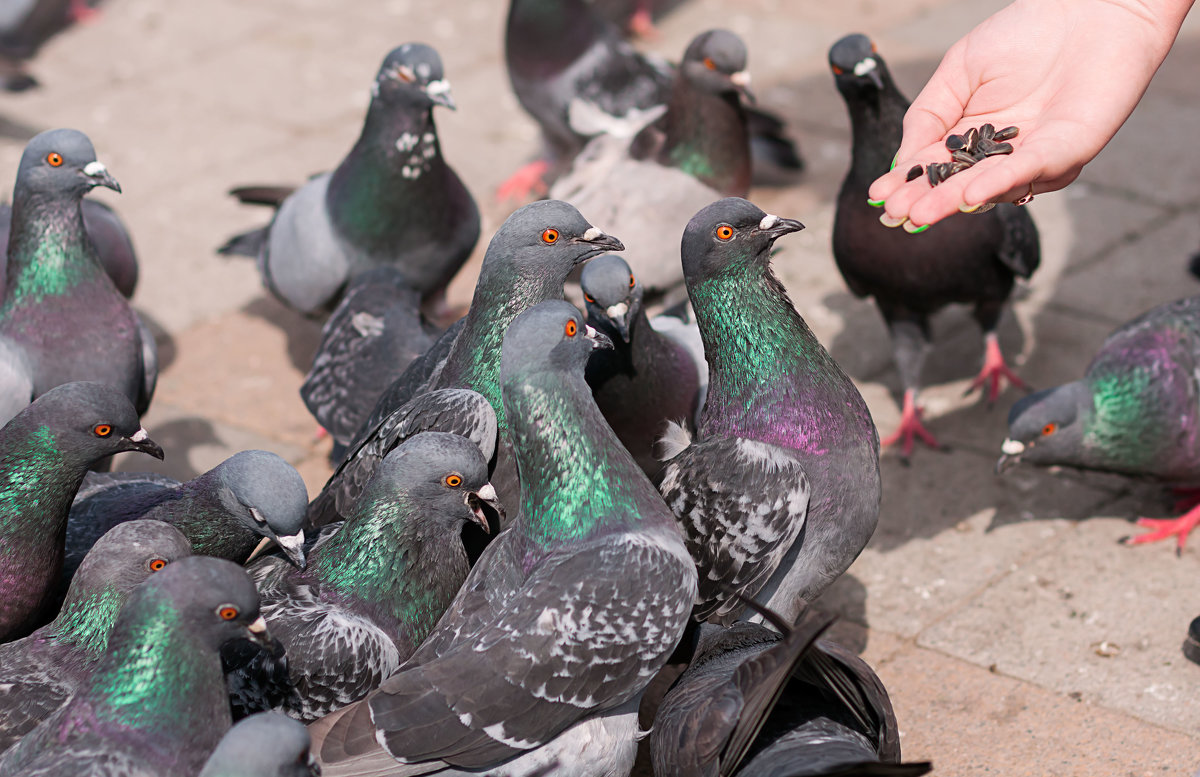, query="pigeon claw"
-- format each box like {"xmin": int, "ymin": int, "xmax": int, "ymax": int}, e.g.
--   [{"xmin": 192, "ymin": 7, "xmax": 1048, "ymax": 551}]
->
[
  {"xmin": 1121, "ymin": 506, "xmax": 1200, "ymax": 556},
  {"xmin": 964, "ymin": 333, "xmax": 1029, "ymax": 404},
  {"xmin": 496, "ymin": 160, "xmax": 550, "ymax": 204},
  {"xmin": 881, "ymin": 389, "xmax": 940, "ymax": 458}
]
